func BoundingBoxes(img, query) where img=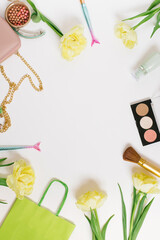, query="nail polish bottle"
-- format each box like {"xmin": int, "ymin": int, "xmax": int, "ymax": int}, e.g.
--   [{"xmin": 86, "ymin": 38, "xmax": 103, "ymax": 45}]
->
[{"xmin": 133, "ymin": 52, "xmax": 160, "ymax": 80}]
